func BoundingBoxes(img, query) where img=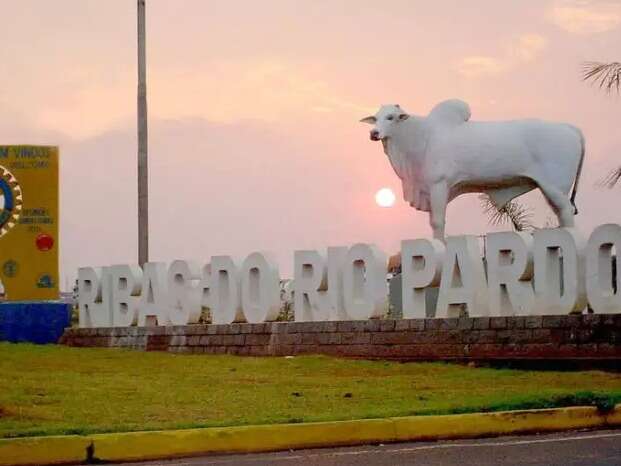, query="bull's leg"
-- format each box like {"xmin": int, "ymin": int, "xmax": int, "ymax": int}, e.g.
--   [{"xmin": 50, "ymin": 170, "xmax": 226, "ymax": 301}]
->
[
  {"xmin": 537, "ymin": 182, "xmax": 575, "ymax": 227},
  {"xmin": 429, "ymin": 182, "xmax": 449, "ymax": 240}
]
